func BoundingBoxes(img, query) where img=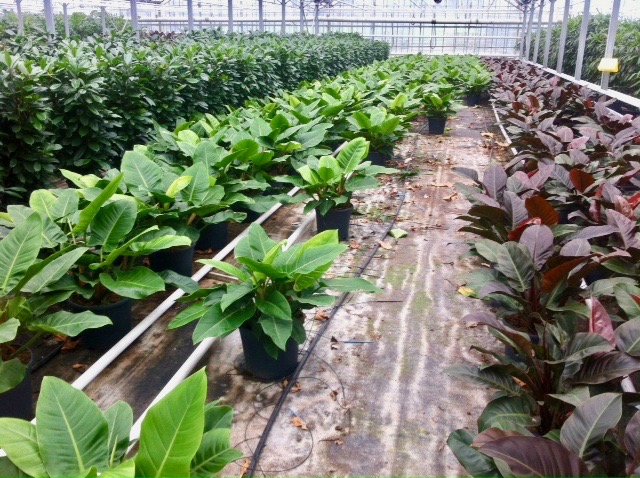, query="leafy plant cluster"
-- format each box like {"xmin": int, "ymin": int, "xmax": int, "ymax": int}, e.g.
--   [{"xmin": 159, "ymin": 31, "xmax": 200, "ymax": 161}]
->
[
  {"xmin": 447, "ymin": 58, "xmax": 640, "ymax": 476},
  {"xmin": 545, "ymin": 13, "xmax": 640, "ymax": 98},
  {"xmin": 0, "ymin": 32, "xmax": 389, "ymax": 203},
  {"xmin": 0, "ymin": 368, "xmax": 241, "ymax": 477}
]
